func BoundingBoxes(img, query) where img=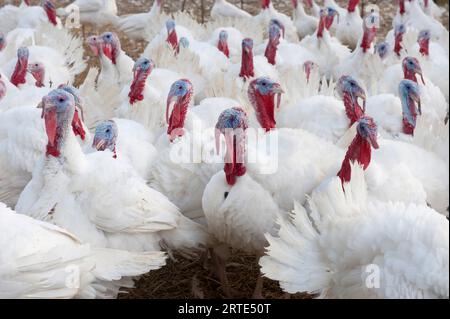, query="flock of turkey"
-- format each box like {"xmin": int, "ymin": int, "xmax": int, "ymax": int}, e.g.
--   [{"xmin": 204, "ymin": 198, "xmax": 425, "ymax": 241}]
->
[{"xmin": 0, "ymin": 0, "xmax": 448, "ymax": 299}]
